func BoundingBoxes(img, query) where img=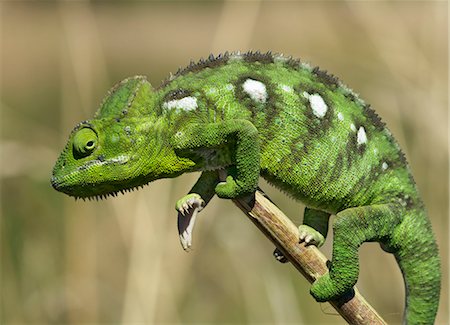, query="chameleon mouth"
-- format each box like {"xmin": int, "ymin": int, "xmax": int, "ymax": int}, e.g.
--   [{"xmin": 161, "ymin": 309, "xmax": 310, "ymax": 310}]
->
[
  {"xmin": 74, "ymin": 154, "xmax": 129, "ymax": 172},
  {"xmin": 51, "ymin": 155, "xmax": 130, "ymax": 196}
]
